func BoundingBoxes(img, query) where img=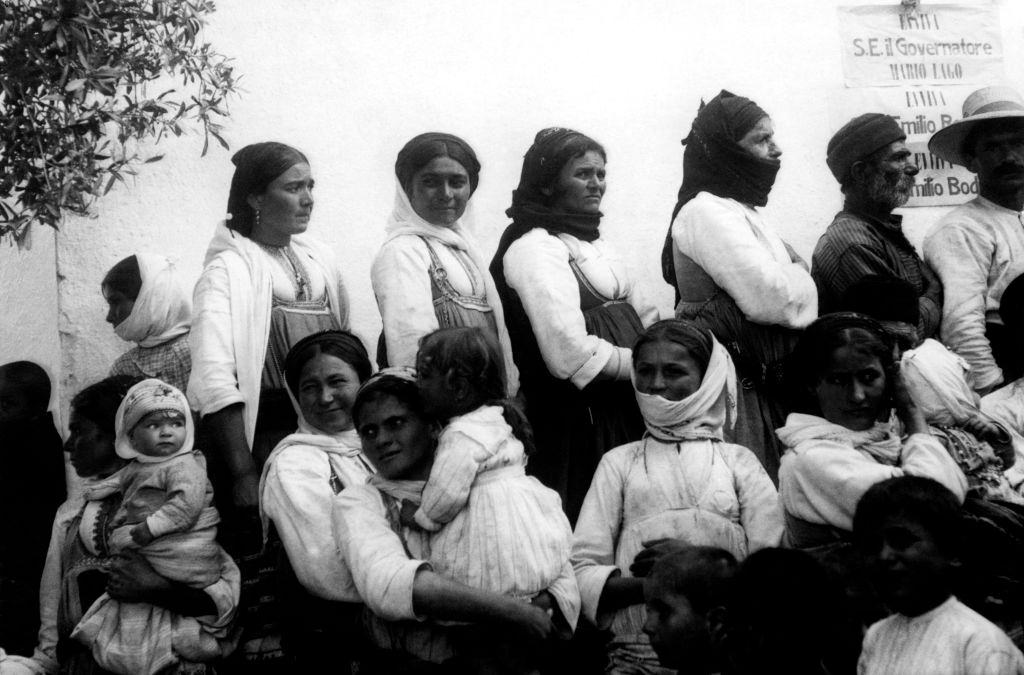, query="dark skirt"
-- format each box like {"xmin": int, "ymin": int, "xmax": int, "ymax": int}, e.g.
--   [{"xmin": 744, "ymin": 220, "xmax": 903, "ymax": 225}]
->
[{"xmin": 524, "ymin": 300, "xmax": 645, "ymax": 525}]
